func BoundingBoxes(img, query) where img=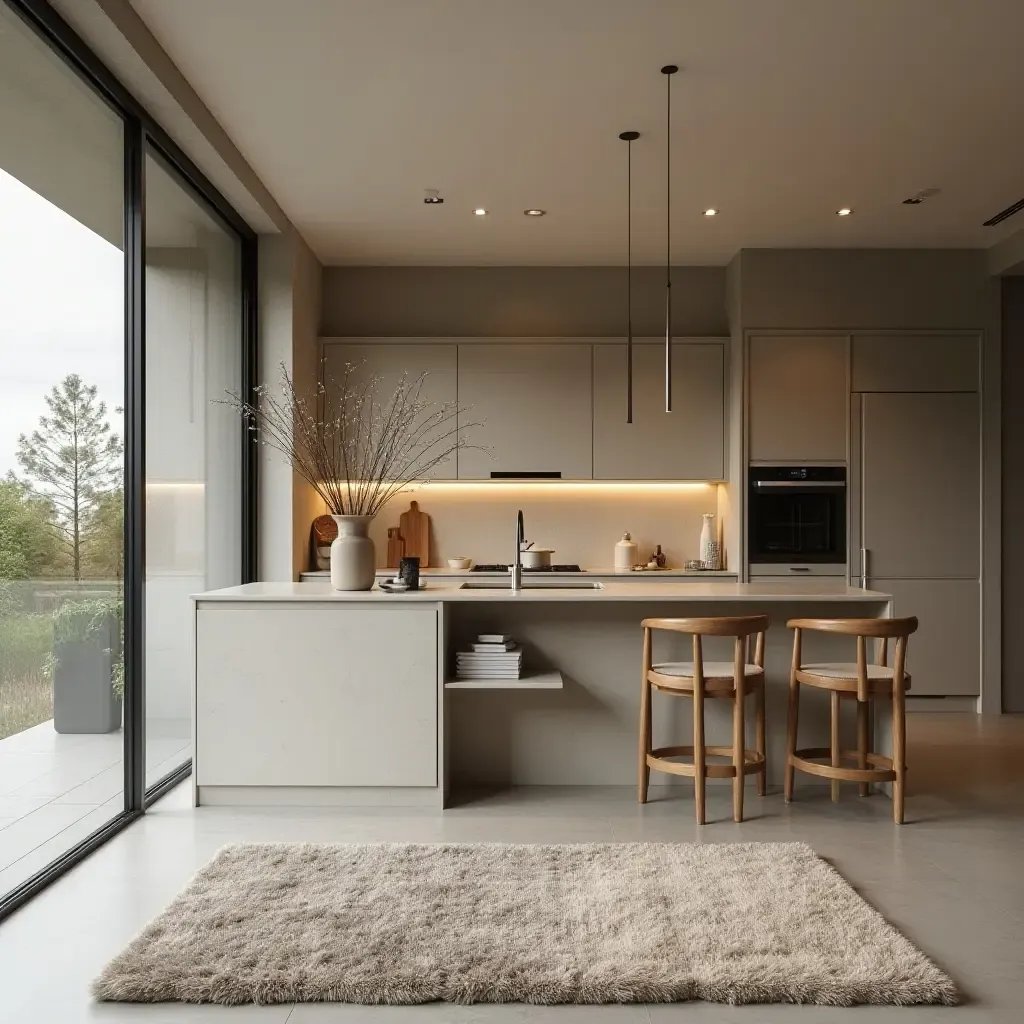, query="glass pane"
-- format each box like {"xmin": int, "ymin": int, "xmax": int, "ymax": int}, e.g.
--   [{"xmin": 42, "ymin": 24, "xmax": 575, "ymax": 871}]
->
[
  {"xmin": 0, "ymin": 4, "xmax": 125, "ymax": 894},
  {"xmin": 144, "ymin": 151, "xmax": 241, "ymax": 787}
]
